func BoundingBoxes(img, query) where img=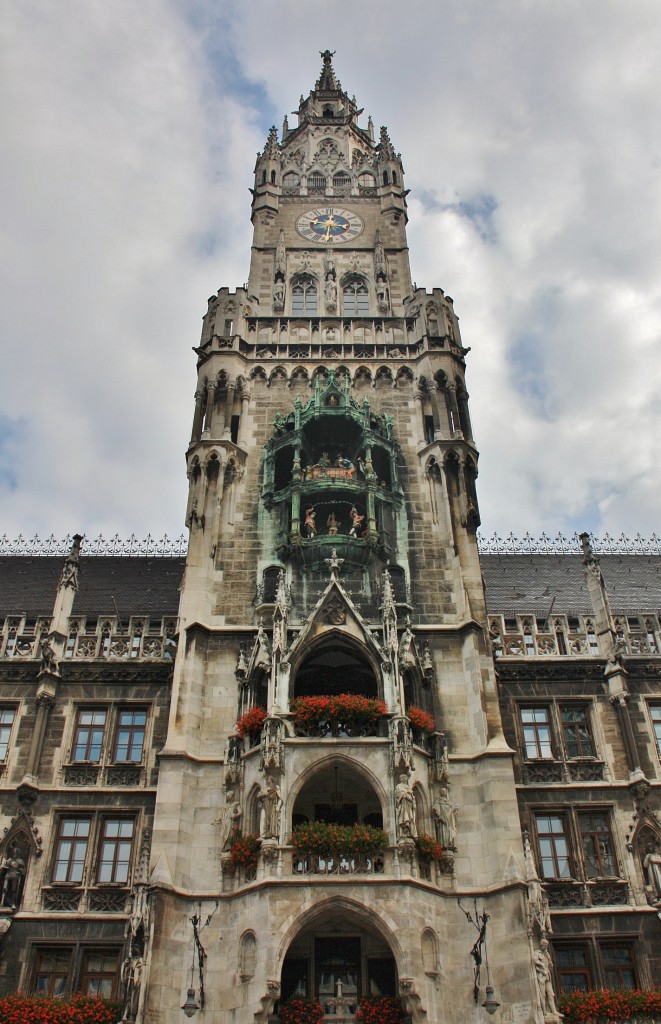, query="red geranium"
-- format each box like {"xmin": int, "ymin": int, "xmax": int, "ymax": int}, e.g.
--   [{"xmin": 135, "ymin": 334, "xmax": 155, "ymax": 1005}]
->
[
  {"xmin": 357, "ymin": 995, "xmax": 405, "ymax": 1024},
  {"xmin": 414, "ymin": 833, "xmax": 444, "ymax": 862},
  {"xmin": 227, "ymin": 830, "xmax": 261, "ymax": 871},
  {"xmin": 557, "ymin": 988, "xmax": 661, "ymax": 1023},
  {"xmin": 279, "ymin": 996, "xmax": 324, "ymax": 1024},
  {"xmin": 0, "ymin": 994, "xmax": 123, "ymax": 1024},
  {"xmin": 235, "ymin": 706, "xmax": 267, "ymax": 739},
  {"xmin": 407, "ymin": 706, "xmax": 435, "ymax": 733}
]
